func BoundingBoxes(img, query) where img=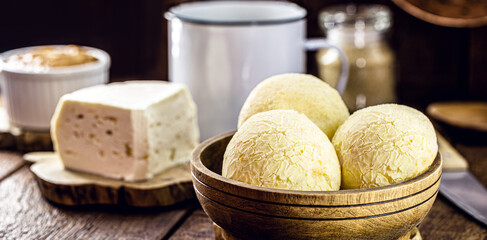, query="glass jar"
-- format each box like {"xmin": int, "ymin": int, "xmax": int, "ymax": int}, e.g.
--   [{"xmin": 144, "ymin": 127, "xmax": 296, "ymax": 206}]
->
[{"xmin": 316, "ymin": 4, "xmax": 396, "ymax": 112}]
